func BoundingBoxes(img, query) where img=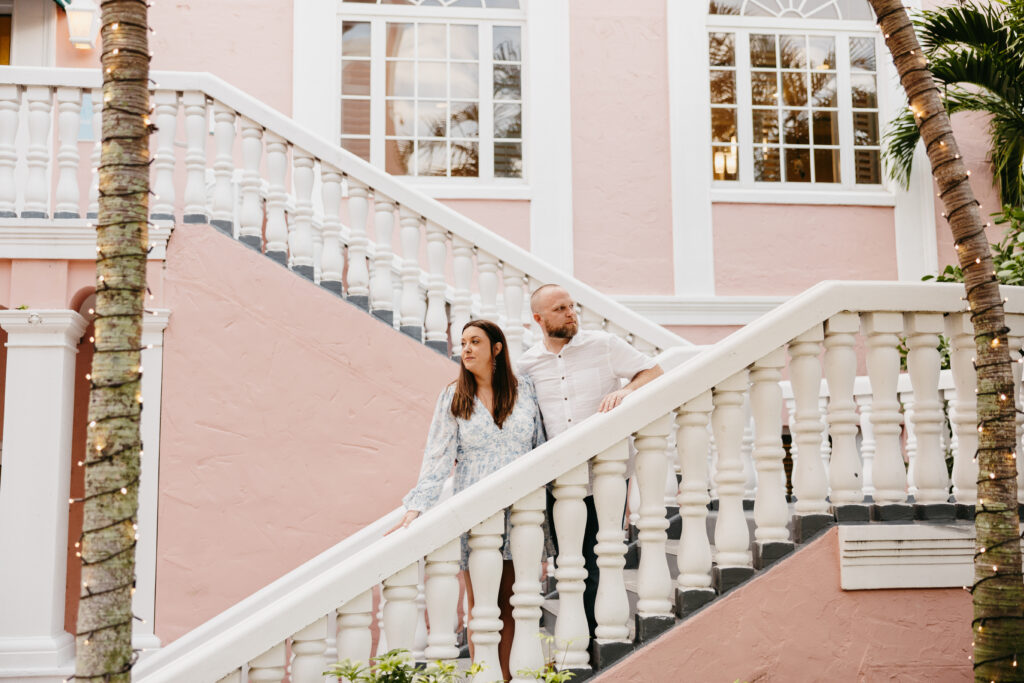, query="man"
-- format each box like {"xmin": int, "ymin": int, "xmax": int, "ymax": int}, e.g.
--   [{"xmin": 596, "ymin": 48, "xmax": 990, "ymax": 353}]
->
[{"xmin": 516, "ymin": 283, "xmax": 663, "ymax": 640}]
